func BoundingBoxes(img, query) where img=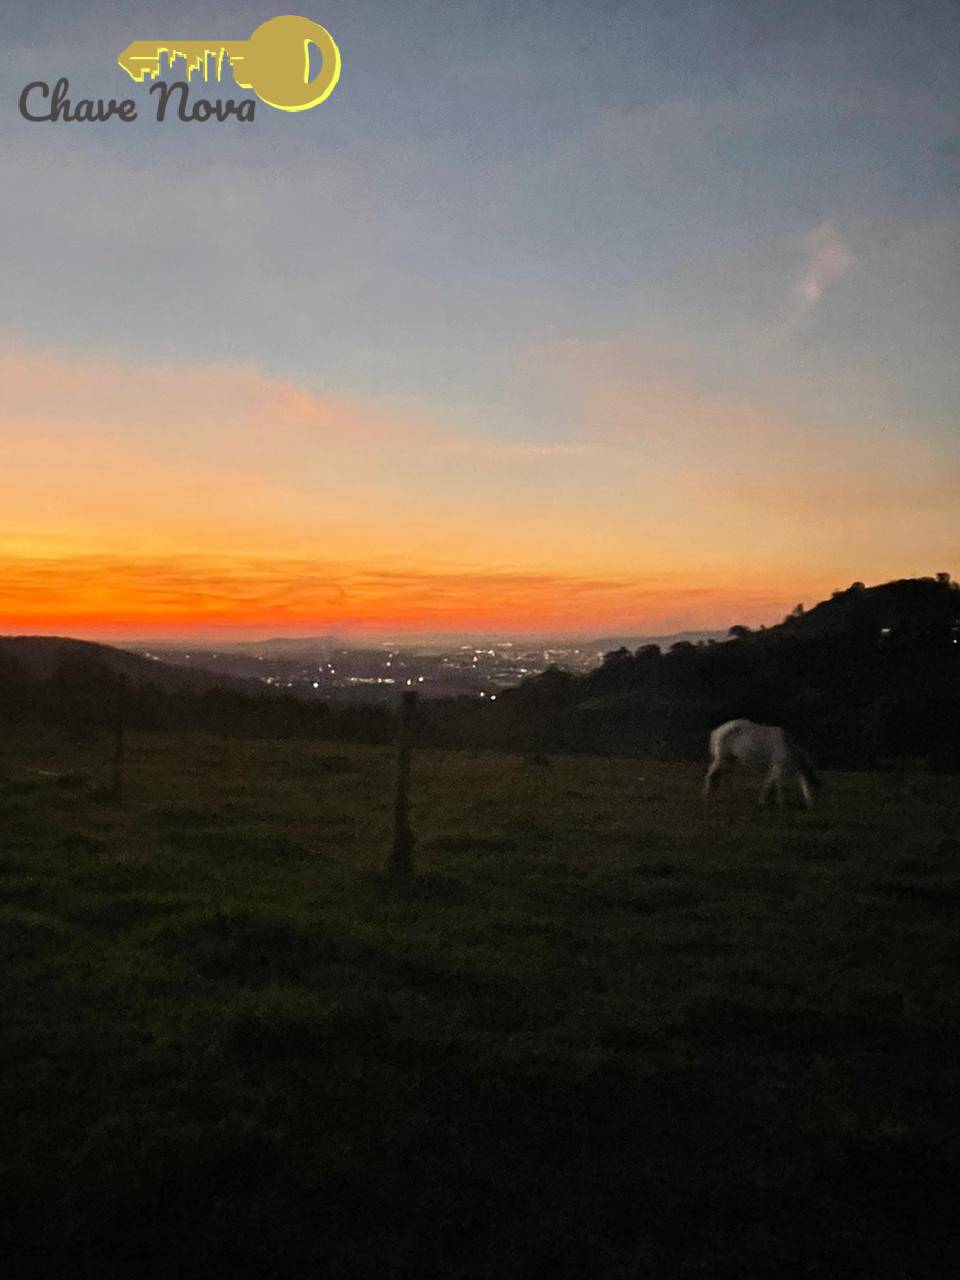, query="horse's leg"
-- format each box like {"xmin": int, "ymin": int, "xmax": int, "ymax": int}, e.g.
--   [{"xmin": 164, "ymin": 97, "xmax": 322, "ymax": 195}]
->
[
  {"xmin": 702, "ymin": 760, "xmax": 722, "ymax": 799},
  {"xmin": 706, "ymin": 754, "xmax": 733, "ymax": 798},
  {"xmin": 798, "ymin": 776, "xmax": 814, "ymax": 809}
]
